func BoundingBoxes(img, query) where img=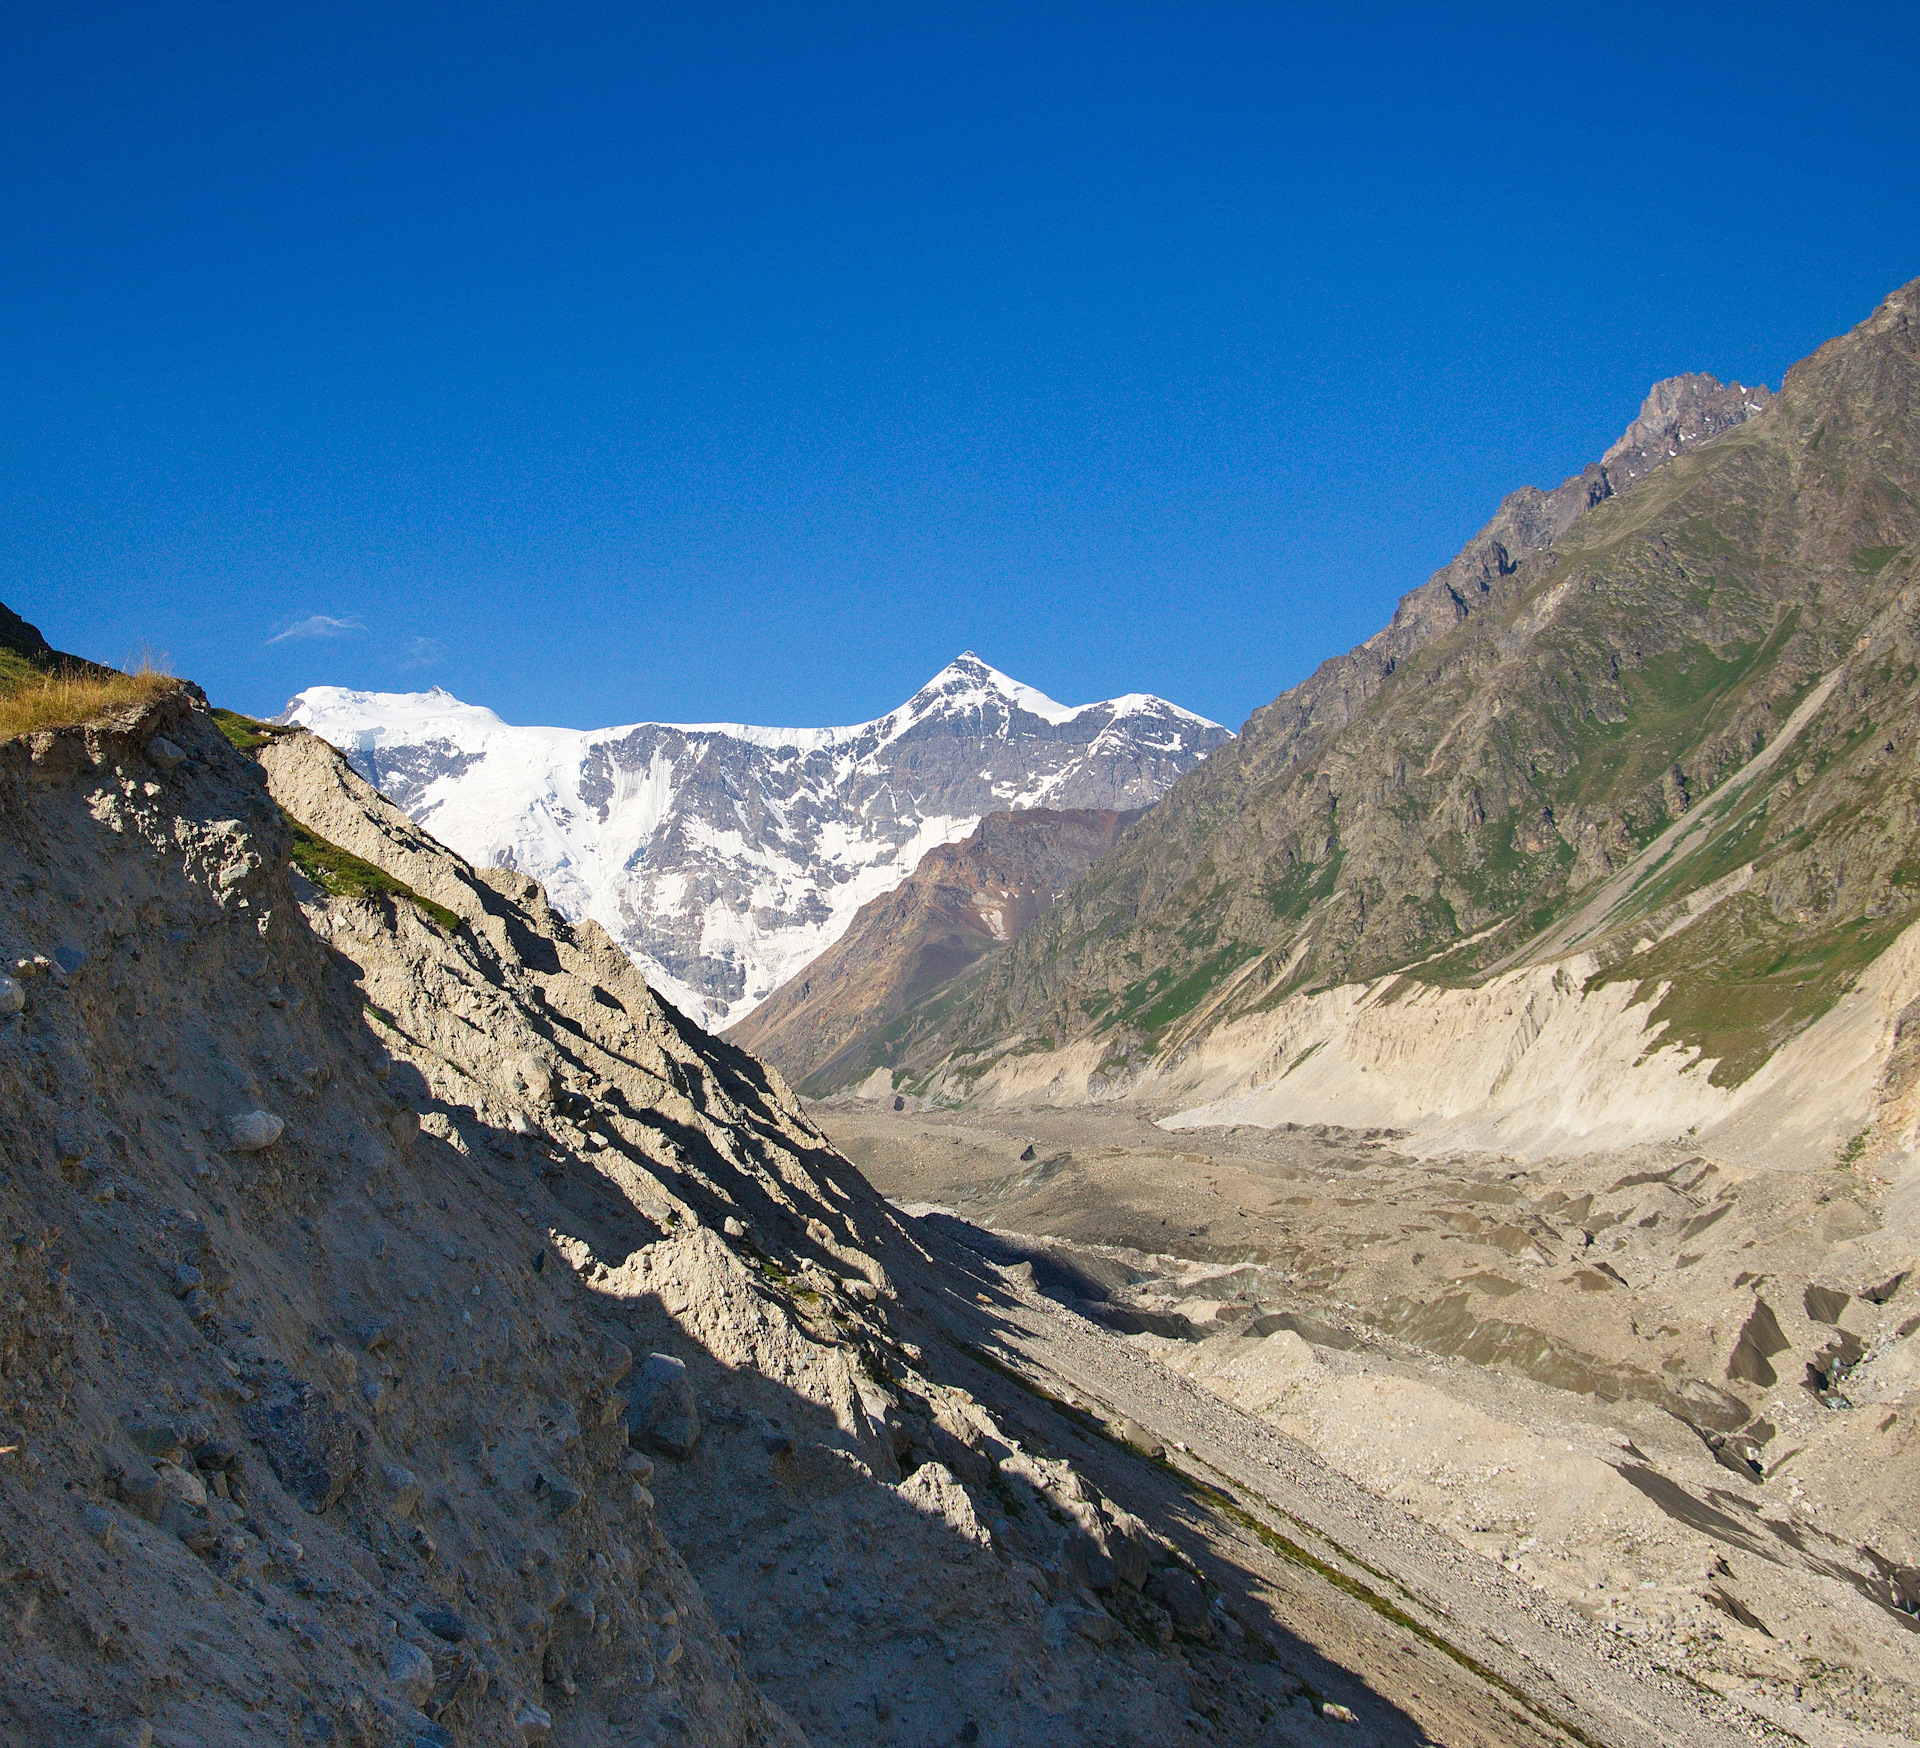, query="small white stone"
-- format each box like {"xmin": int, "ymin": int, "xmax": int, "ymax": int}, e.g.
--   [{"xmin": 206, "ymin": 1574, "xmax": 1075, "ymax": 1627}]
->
[
  {"xmin": 153, "ymin": 1460, "xmax": 207, "ymax": 1509},
  {"xmin": 227, "ymin": 1110, "xmax": 284, "ymax": 1151}
]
